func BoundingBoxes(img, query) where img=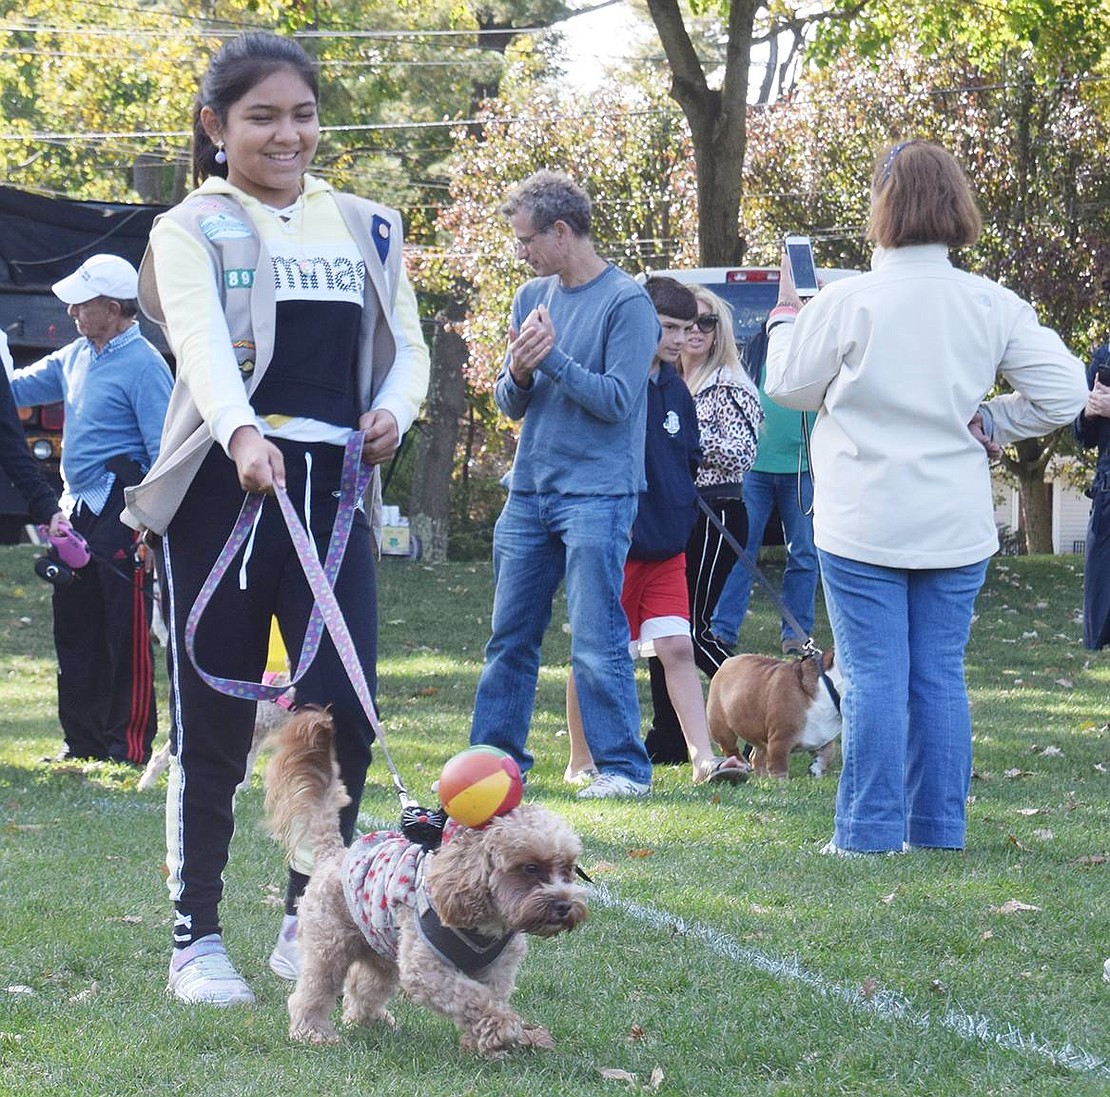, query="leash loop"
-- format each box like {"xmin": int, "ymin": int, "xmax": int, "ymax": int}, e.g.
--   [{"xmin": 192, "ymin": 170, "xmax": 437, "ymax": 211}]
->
[{"xmin": 184, "ymin": 431, "xmax": 417, "ymax": 806}]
